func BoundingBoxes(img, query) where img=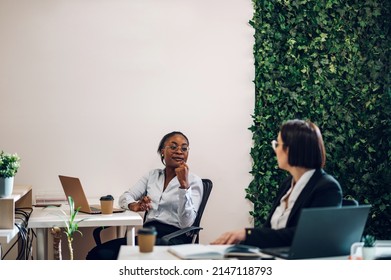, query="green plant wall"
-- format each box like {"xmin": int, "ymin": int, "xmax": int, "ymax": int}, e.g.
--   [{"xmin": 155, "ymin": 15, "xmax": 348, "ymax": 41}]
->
[{"xmin": 247, "ymin": 0, "xmax": 391, "ymax": 239}]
